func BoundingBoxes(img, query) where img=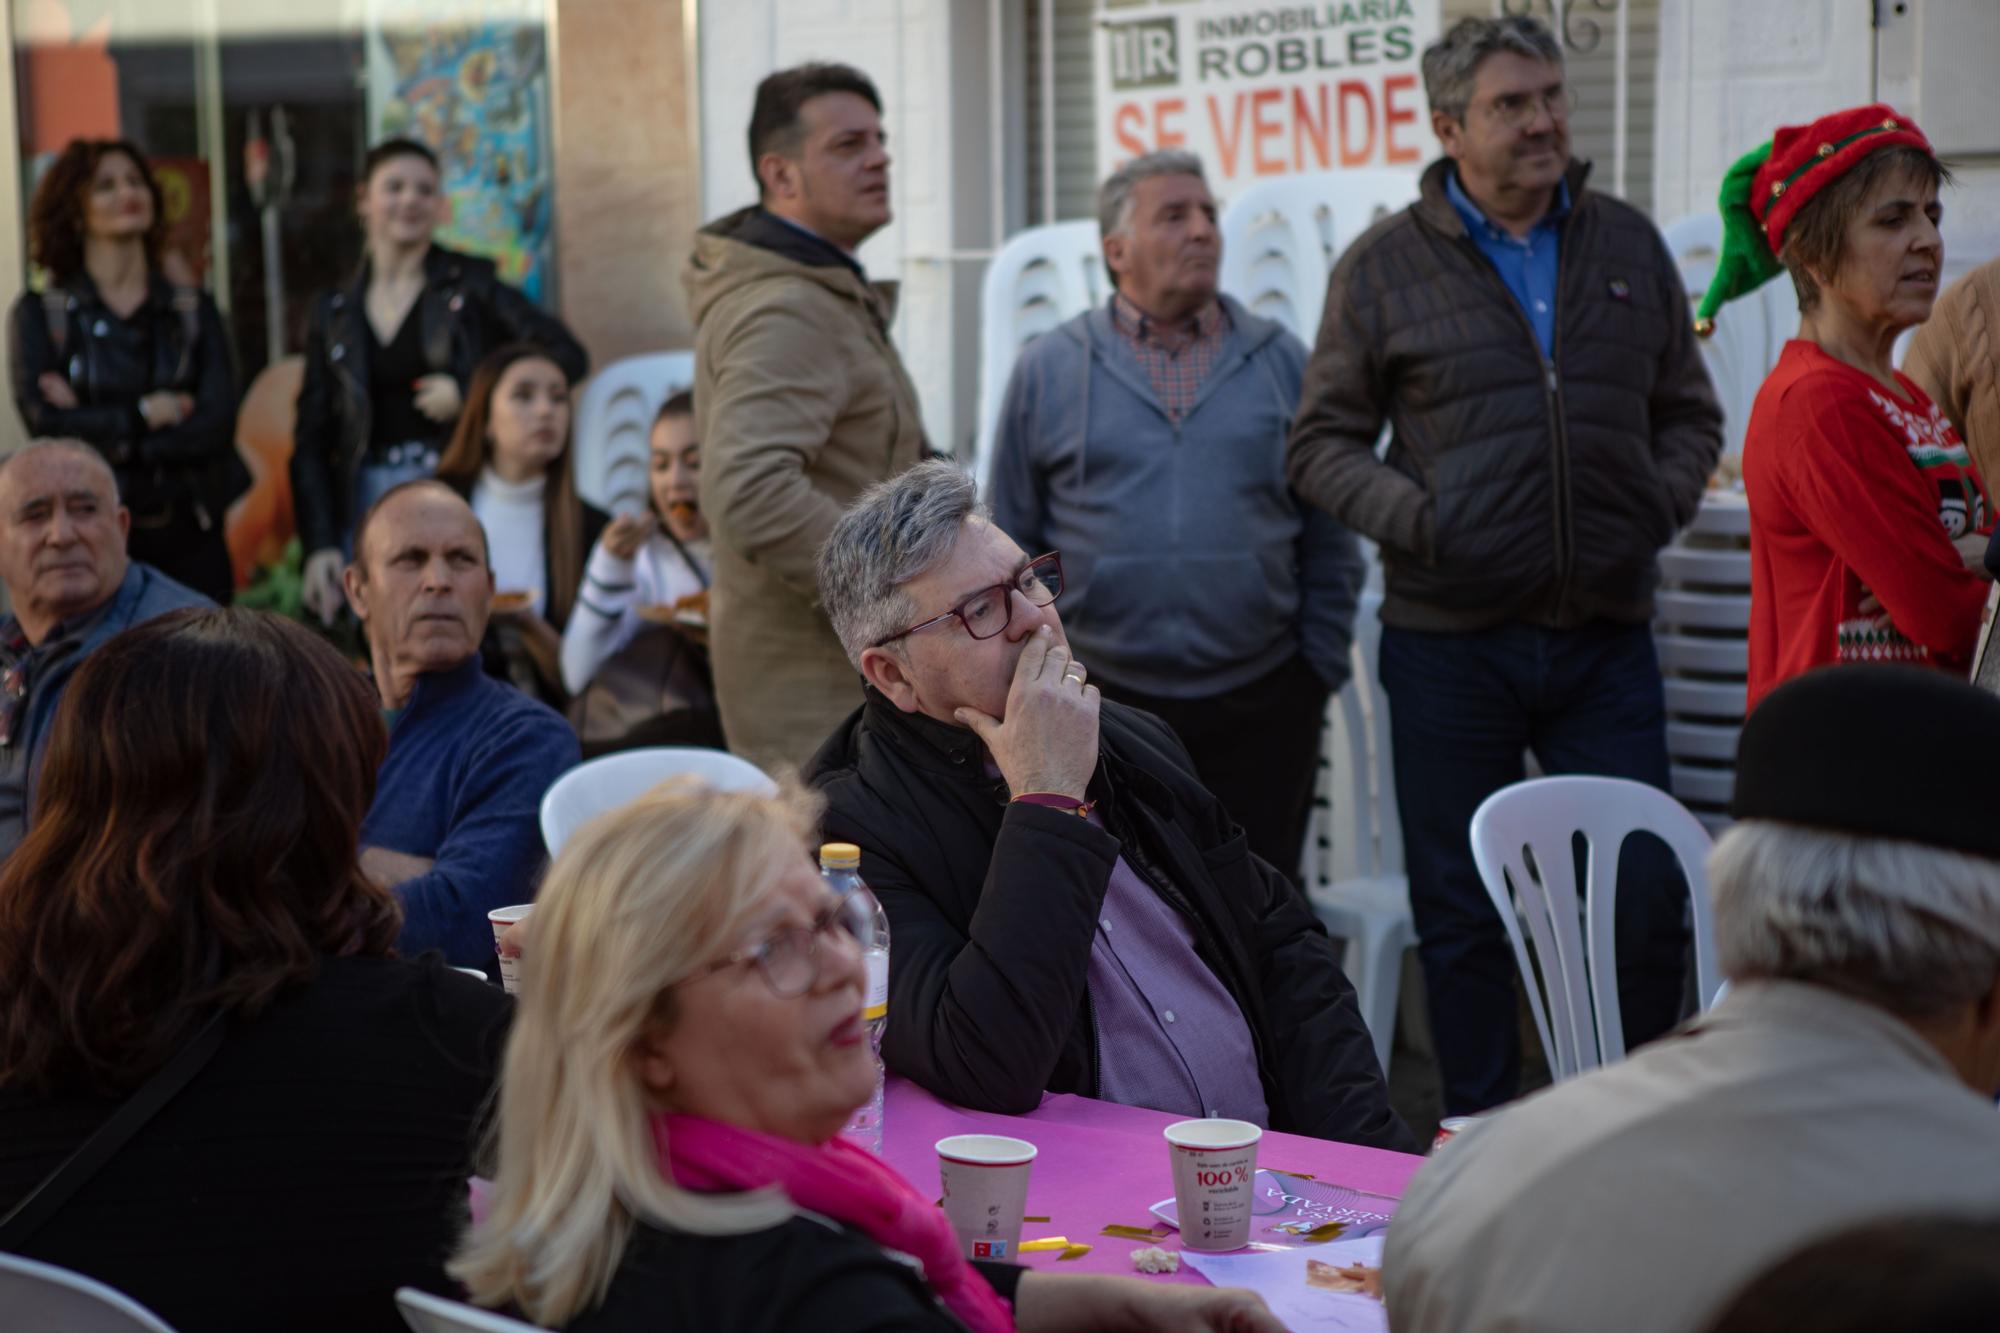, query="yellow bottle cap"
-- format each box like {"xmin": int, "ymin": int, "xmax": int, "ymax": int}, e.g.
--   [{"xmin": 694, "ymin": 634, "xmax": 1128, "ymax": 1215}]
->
[{"xmin": 819, "ymin": 841, "xmax": 861, "ymax": 869}]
